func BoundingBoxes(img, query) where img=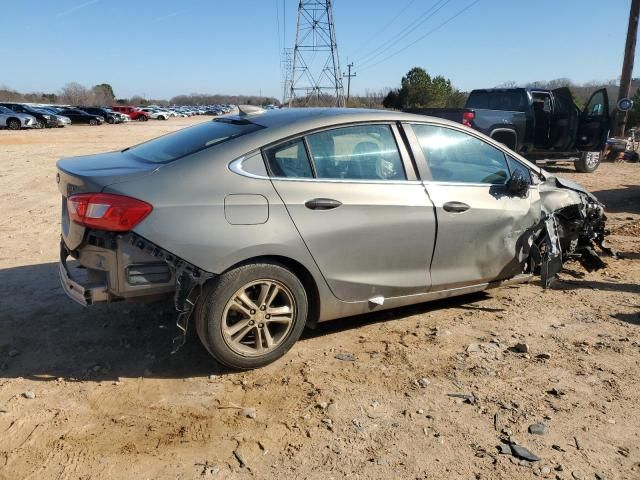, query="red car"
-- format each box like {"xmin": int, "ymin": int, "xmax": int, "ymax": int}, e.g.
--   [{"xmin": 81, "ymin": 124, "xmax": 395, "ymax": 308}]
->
[{"xmin": 111, "ymin": 105, "xmax": 149, "ymax": 121}]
